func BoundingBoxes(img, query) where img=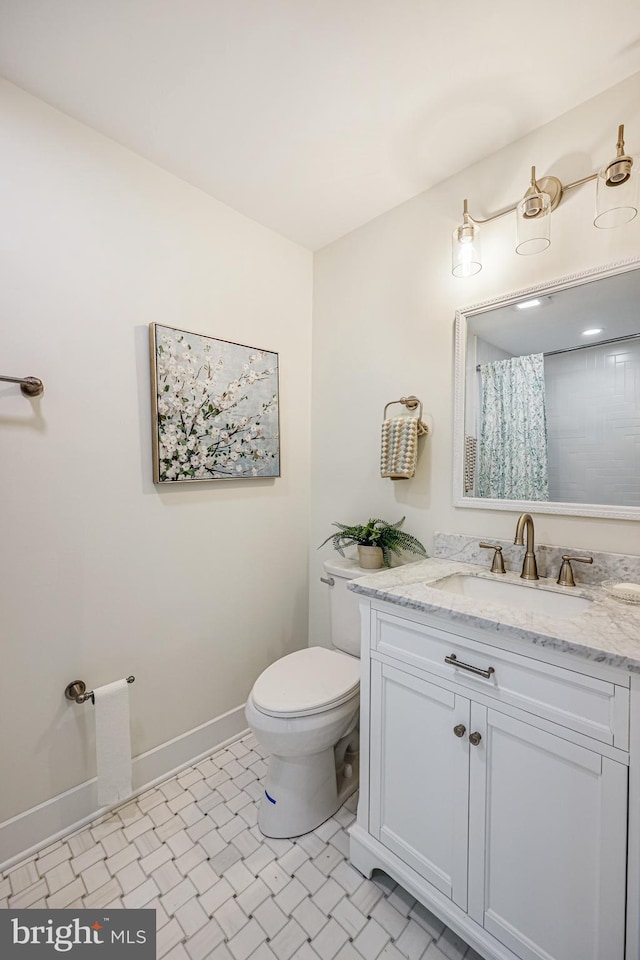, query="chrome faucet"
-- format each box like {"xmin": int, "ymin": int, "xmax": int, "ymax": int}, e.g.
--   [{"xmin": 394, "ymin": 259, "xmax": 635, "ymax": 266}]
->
[{"xmin": 514, "ymin": 513, "xmax": 539, "ymax": 581}]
